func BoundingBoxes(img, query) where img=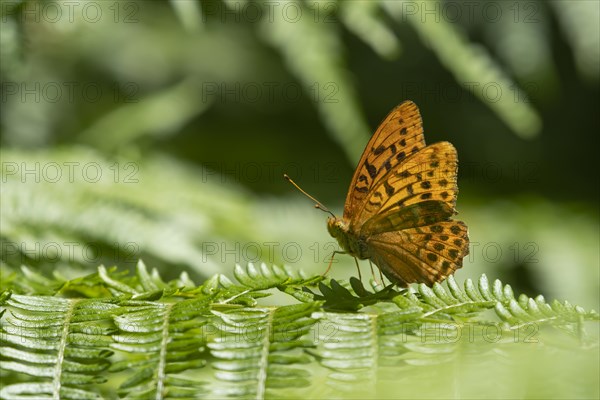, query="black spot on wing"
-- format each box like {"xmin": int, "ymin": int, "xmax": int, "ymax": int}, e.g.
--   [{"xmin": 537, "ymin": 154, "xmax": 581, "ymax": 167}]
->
[
  {"xmin": 365, "ymin": 161, "xmax": 377, "ymax": 179},
  {"xmin": 373, "ymin": 145, "xmax": 385, "ymax": 155},
  {"xmin": 398, "ymin": 170, "xmax": 410, "ymax": 179},
  {"xmin": 383, "ymin": 159, "xmax": 392, "ymax": 172},
  {"xmin": 383, "ymin": 181, "xmax": 395, "ymax": 196}
]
